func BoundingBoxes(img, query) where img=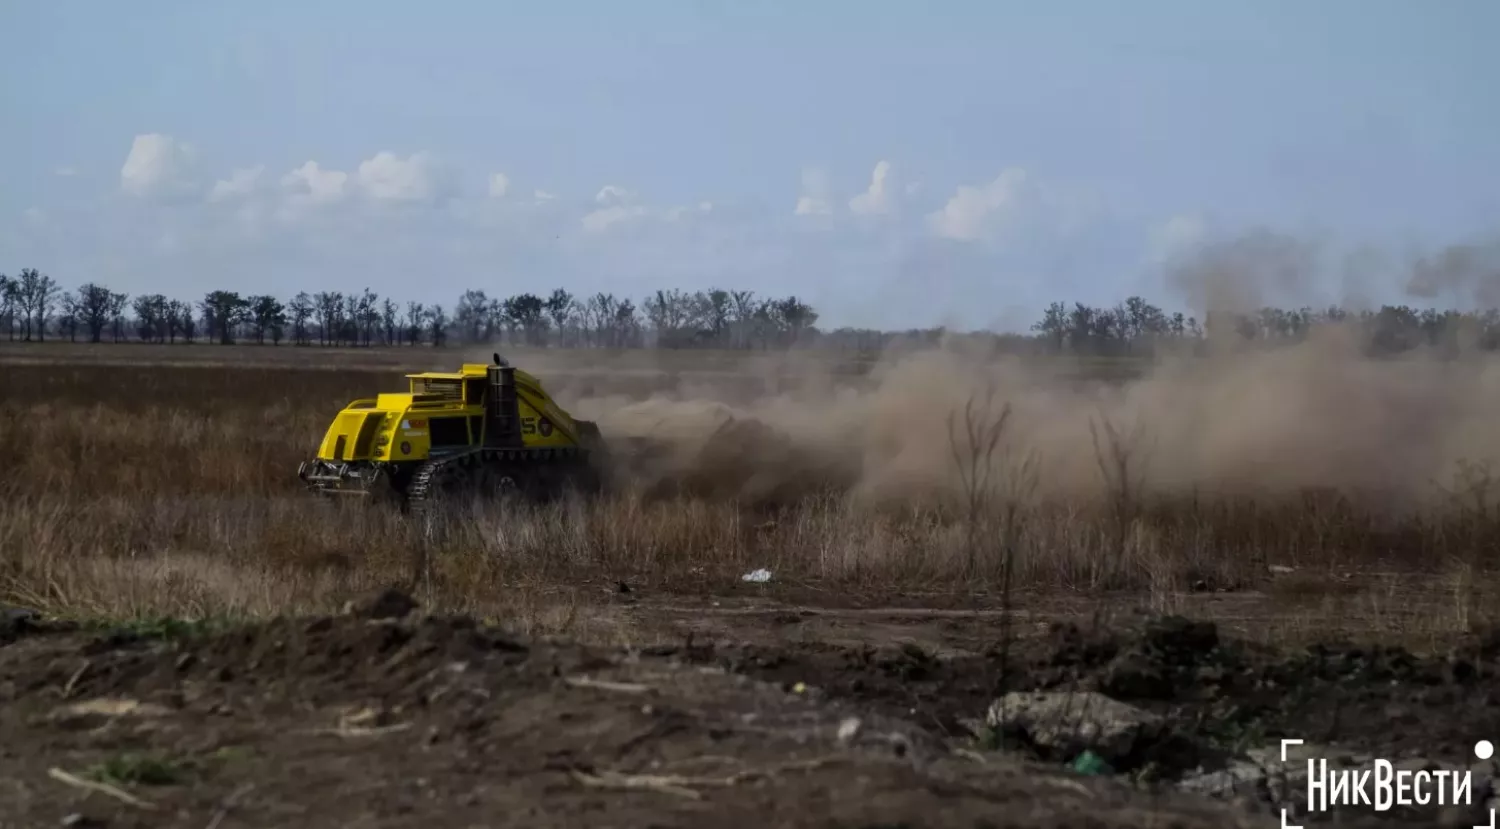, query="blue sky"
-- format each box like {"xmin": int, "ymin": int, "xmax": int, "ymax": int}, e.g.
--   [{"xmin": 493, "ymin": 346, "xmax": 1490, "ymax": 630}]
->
[{"xmin": 3, "ymin": 1, "xmax": 1497, "ymax": 330}]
